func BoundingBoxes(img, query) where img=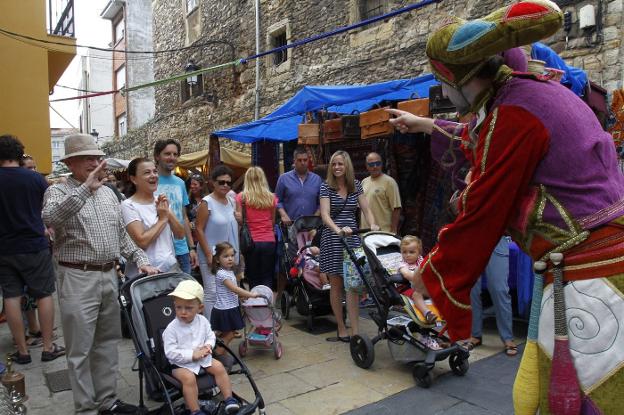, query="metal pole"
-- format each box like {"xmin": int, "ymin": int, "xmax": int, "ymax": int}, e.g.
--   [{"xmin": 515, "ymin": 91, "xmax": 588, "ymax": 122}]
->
[{"xmin": 254, "ymin": 0, "xmax": 261, "ymax": 120}]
